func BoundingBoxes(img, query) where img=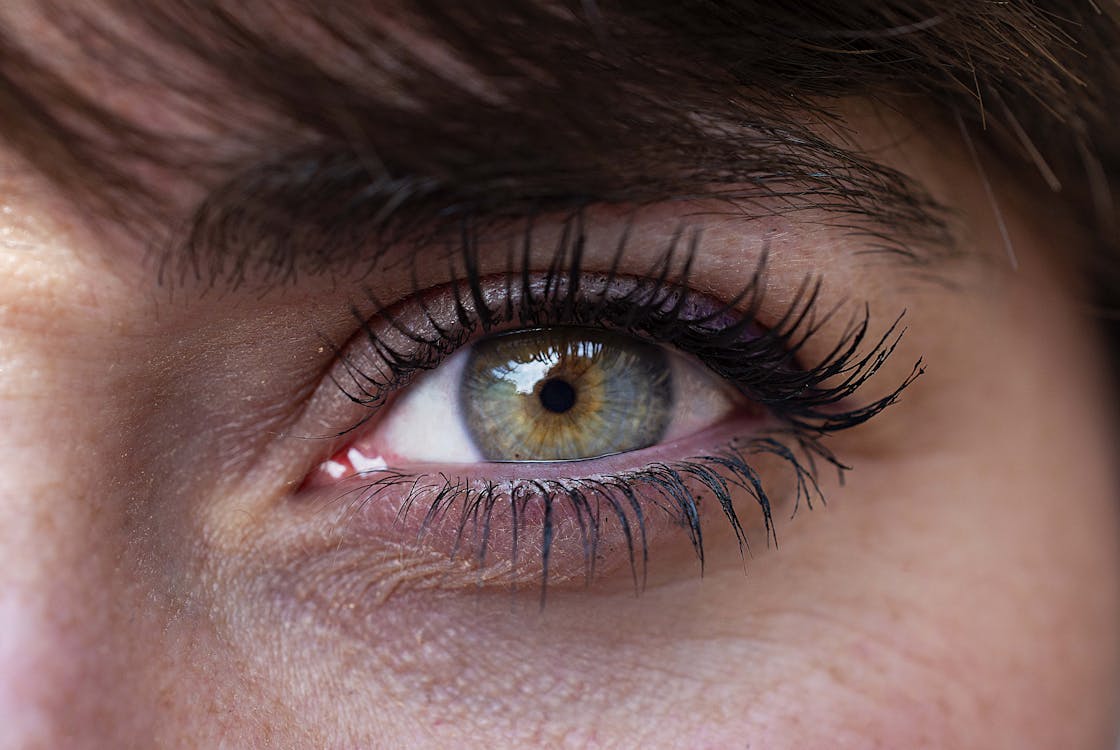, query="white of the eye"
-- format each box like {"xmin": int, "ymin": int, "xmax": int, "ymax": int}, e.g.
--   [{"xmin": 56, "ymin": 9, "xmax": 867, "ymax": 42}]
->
[
  {"xmin": 660, "ymin": 355, "xmax": 739, "ymax": 443},
  {"xmin": 374, "ymin": 346, "xmax": 483, "ymax": 463},
  {"xmin": 372, "ymin": 339, "xmax": 739, "ymax": 465}
]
